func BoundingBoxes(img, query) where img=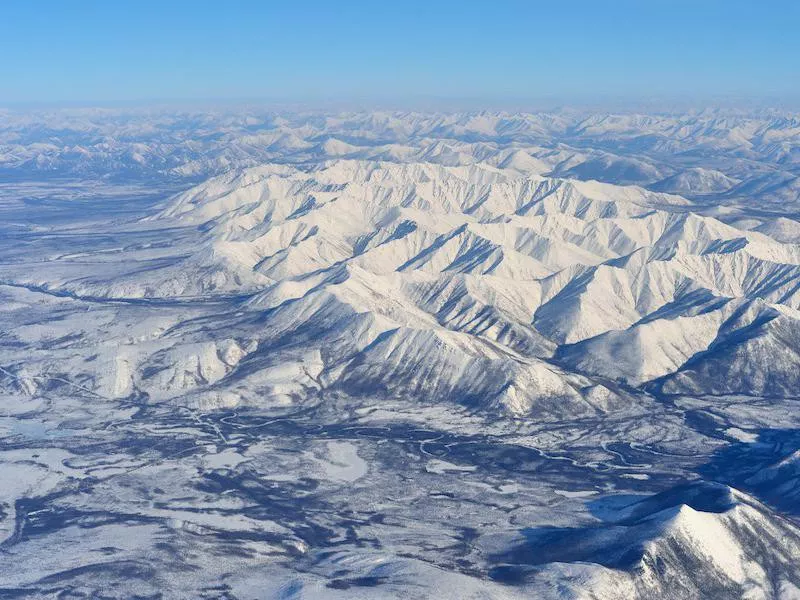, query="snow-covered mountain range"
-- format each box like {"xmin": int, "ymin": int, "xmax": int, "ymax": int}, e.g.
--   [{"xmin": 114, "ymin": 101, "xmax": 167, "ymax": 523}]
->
[
  {"xmin": 1, "ymin": 107, "xmax": 799, "ymax": 598},
  {"xmin": 6, "ymin": 158, "xmax": 800, "ymax": 408},
  {"xmin": 2, "ymin": 107, "xmax": 799, "ymax": 209}
]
